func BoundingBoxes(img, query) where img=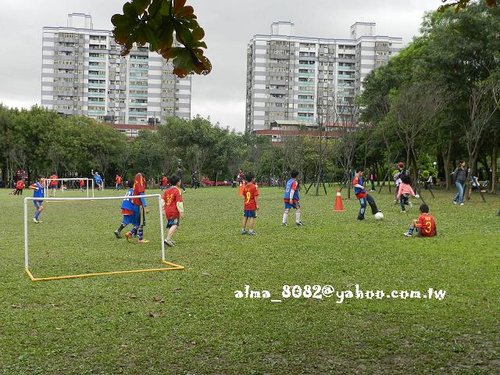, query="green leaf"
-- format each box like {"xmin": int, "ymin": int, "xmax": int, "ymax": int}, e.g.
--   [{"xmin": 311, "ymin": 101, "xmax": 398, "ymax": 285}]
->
[
  {"xmin": 159, "ymin": 0, "xmax": 172, "ymax": 16},
  {"xmin": 191, "ymin": 26, "xmax": 205, "ymax": 41},
  {"xmin": 132, "ymin": 0, "xmax": 152, "ymax": 14}
]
